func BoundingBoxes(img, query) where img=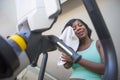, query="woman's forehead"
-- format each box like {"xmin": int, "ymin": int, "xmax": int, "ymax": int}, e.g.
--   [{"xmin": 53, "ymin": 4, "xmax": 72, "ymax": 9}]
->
[{"xmin": 73, "ymin": 20, "xmax": 82, "ymax": 25}]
